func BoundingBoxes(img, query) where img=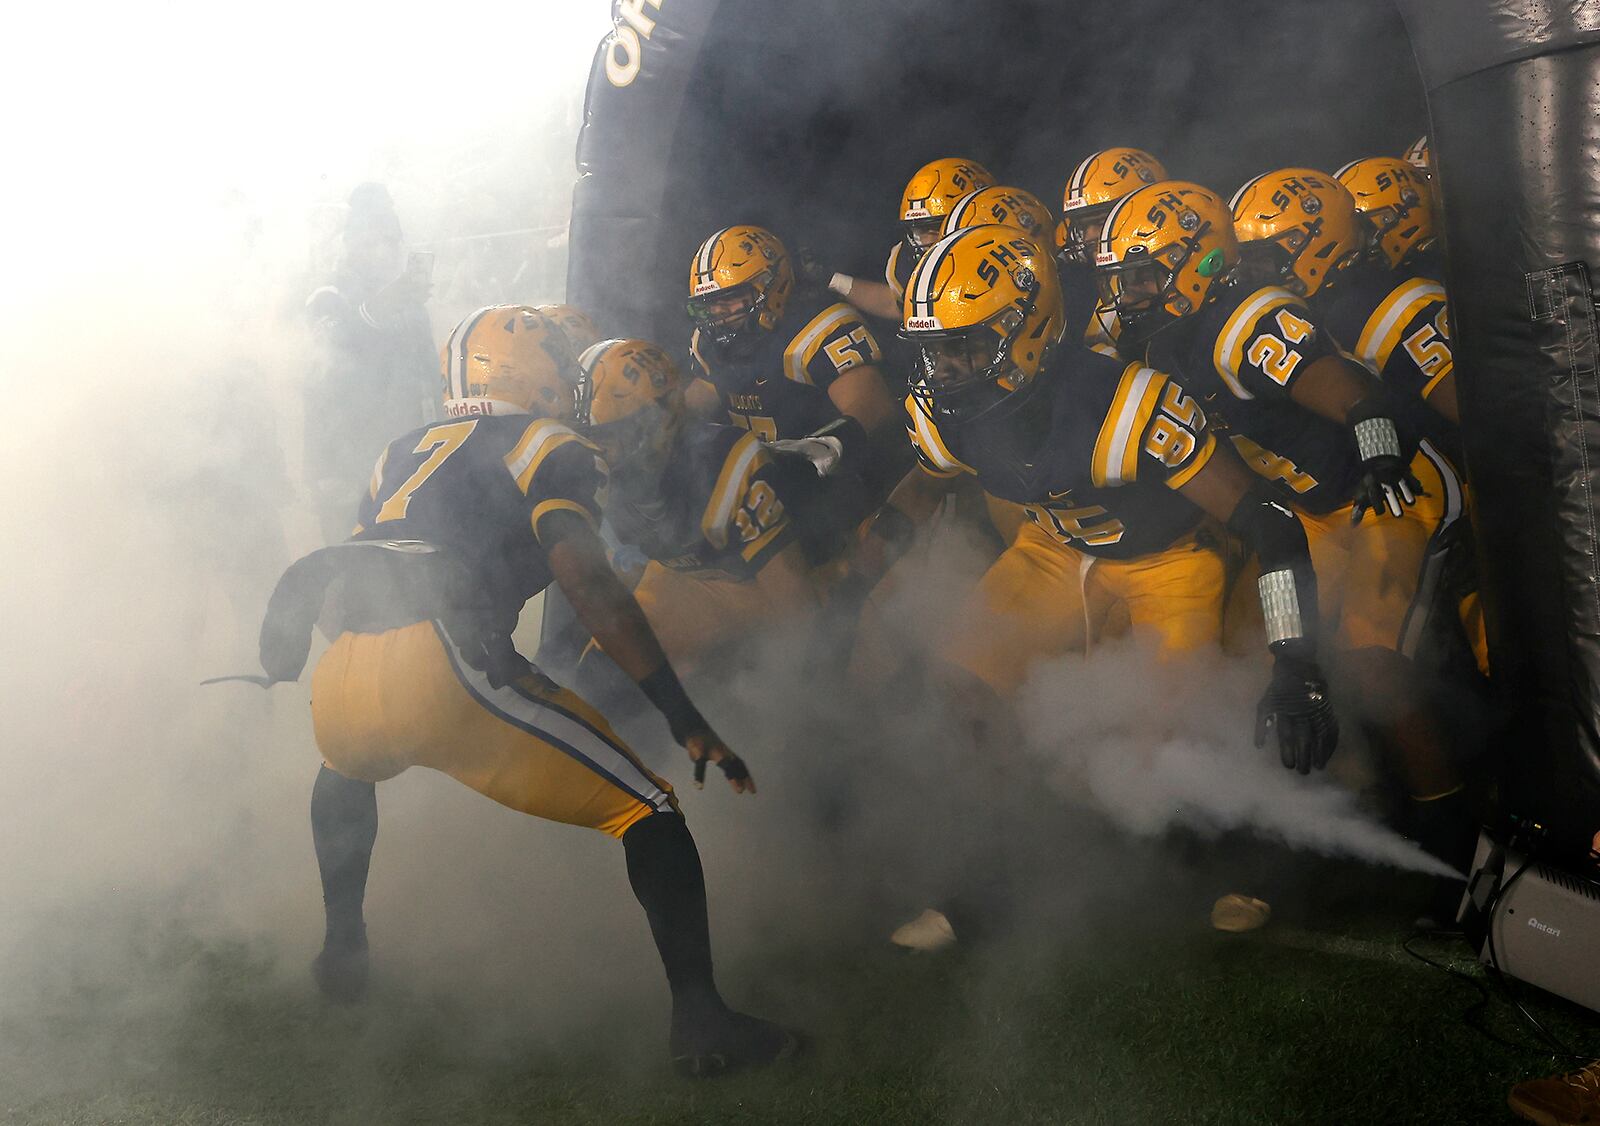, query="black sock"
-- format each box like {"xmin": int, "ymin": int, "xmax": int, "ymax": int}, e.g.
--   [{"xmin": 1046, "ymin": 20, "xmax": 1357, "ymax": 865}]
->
[
  {"xmin": 310, "ymin": 765, "xmax": 377, "ymax": 949},
  {"xmin": 622, "ymin": 812, "xmax": 724, "ymax": 1020}
]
